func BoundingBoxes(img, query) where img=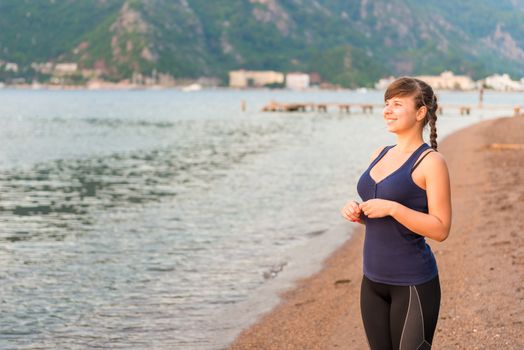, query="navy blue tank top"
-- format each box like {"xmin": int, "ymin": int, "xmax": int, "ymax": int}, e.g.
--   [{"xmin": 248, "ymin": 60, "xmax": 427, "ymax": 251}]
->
[{"xmin": 356, "ymin": 142, "xmax": 438, "ymax": 286}]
